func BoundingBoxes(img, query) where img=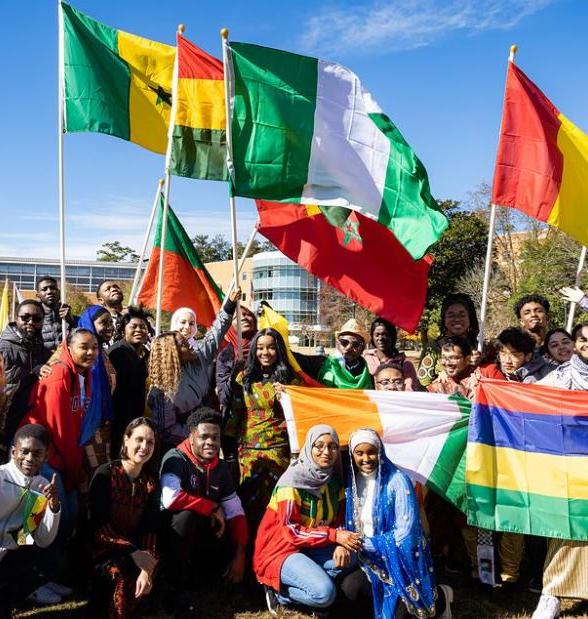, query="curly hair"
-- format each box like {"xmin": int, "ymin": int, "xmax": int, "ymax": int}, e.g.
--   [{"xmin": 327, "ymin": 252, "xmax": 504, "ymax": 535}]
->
[
  {"xmin": 514, "ymin": 294, "xmax": 550, "ymax": 319},
  {"xmin": 439, "ymin": 293, "xmax": 479, "ymax": 343},
  {"xmin": 148, "ymin": 332, "xmax": 182, "ymax": 399}
]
